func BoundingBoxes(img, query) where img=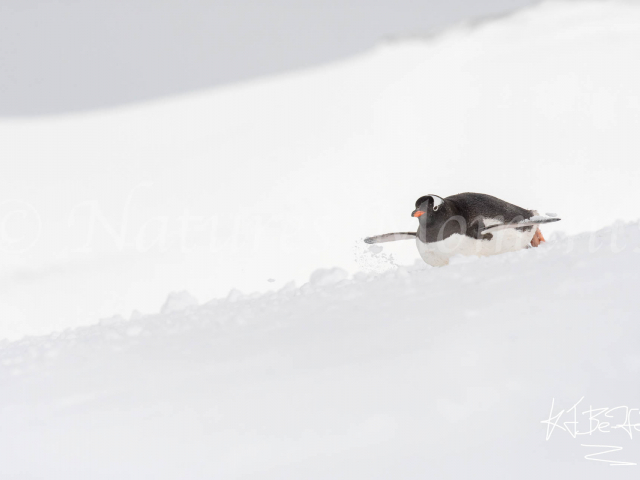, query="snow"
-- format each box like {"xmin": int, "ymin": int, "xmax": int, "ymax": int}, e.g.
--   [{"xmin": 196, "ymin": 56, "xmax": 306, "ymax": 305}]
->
[
  {"xmin": 1, "ymin": 222, "xmax": 640, "ymax": 478},
  {"xmin": 160, "ymin": 290, "xmax": 199, "ymax": 315},
  {"xmin": 1, "ymin": 1, "xmax": 640, "ymax": 475},
  {"xmin": 527, "ymin": 215, "xmax": 556, "ymax": 222},
  {"xmin": 2, "ymin": 0, "xmax": 640, "ymax": 338},
  {"xmin": 309, "ymin": 267, "xmax": 349, "ymax": 286}
]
